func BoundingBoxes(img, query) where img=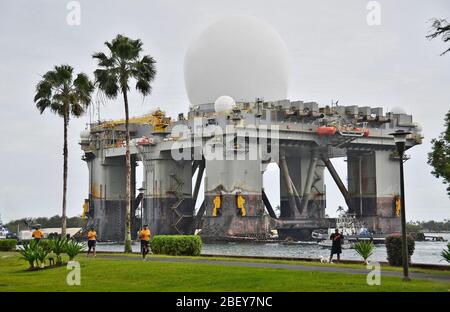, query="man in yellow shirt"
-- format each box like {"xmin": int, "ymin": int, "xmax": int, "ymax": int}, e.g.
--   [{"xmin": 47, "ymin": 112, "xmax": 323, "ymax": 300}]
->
[
  {"xmin": 139, "ymin": 224, "xmax": 151, "ymax": 260},
  {"xmin": 31, "ymin": 226, "xmax": 43, "ymax": 242},
  {"xmin": 87, "ymin": 227, "xmax": 97, "ymax": 257}
]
